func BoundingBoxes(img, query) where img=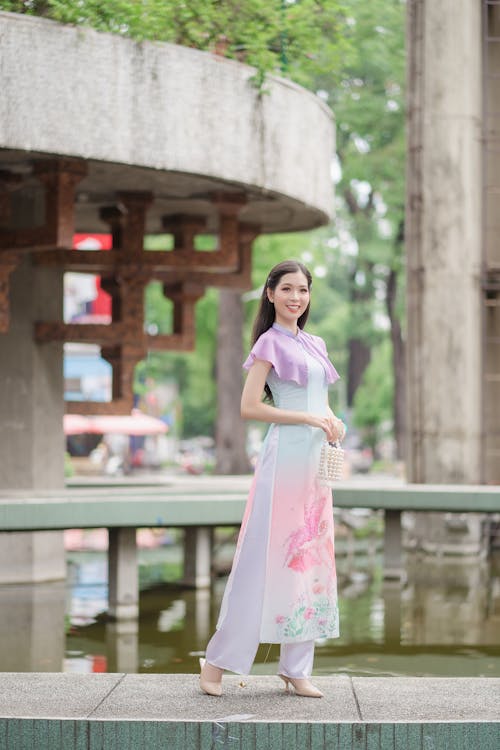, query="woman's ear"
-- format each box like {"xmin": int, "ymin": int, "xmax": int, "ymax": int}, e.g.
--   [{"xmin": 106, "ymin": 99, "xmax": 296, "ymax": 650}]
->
[{"xmin": 266, "ymin": 288, "xmax": 274, "ymax": 304}]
